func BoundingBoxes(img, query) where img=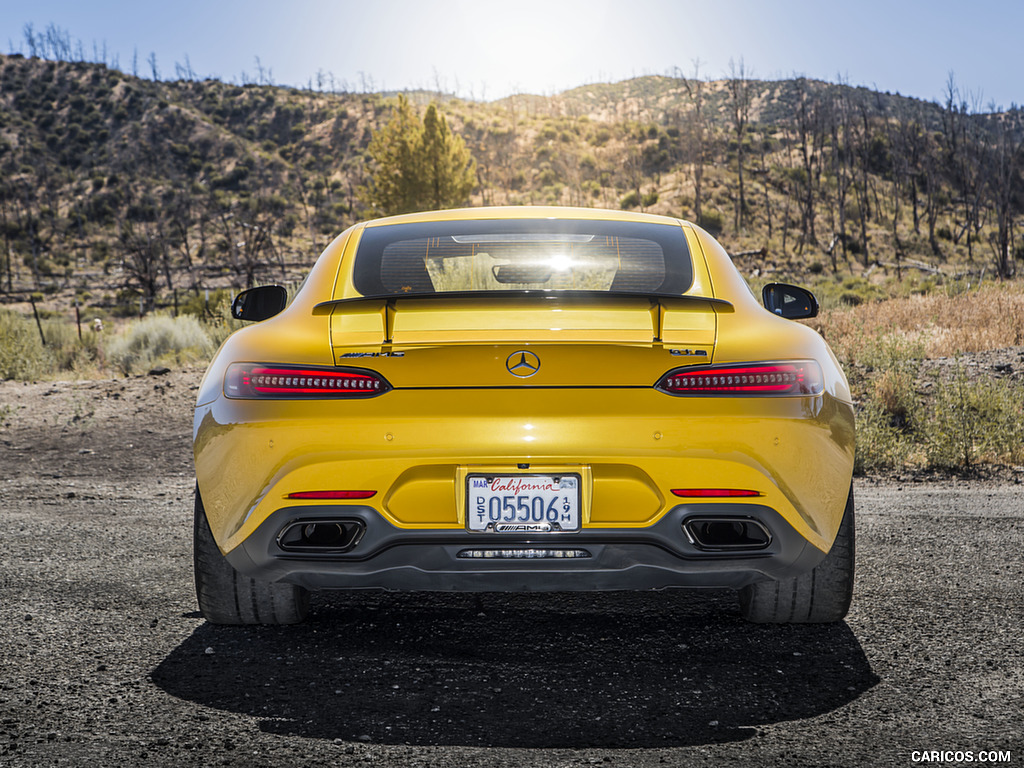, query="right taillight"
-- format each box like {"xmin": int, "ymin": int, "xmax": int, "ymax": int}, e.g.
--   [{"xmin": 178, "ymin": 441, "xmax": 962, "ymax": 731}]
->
[
  {"xmin": 224, "ymin": 363, "xmax": 391, "ymax": 399},
  {"xmin": 656, "ymin": 361, "xmax": 823, "ymax": 396}
]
